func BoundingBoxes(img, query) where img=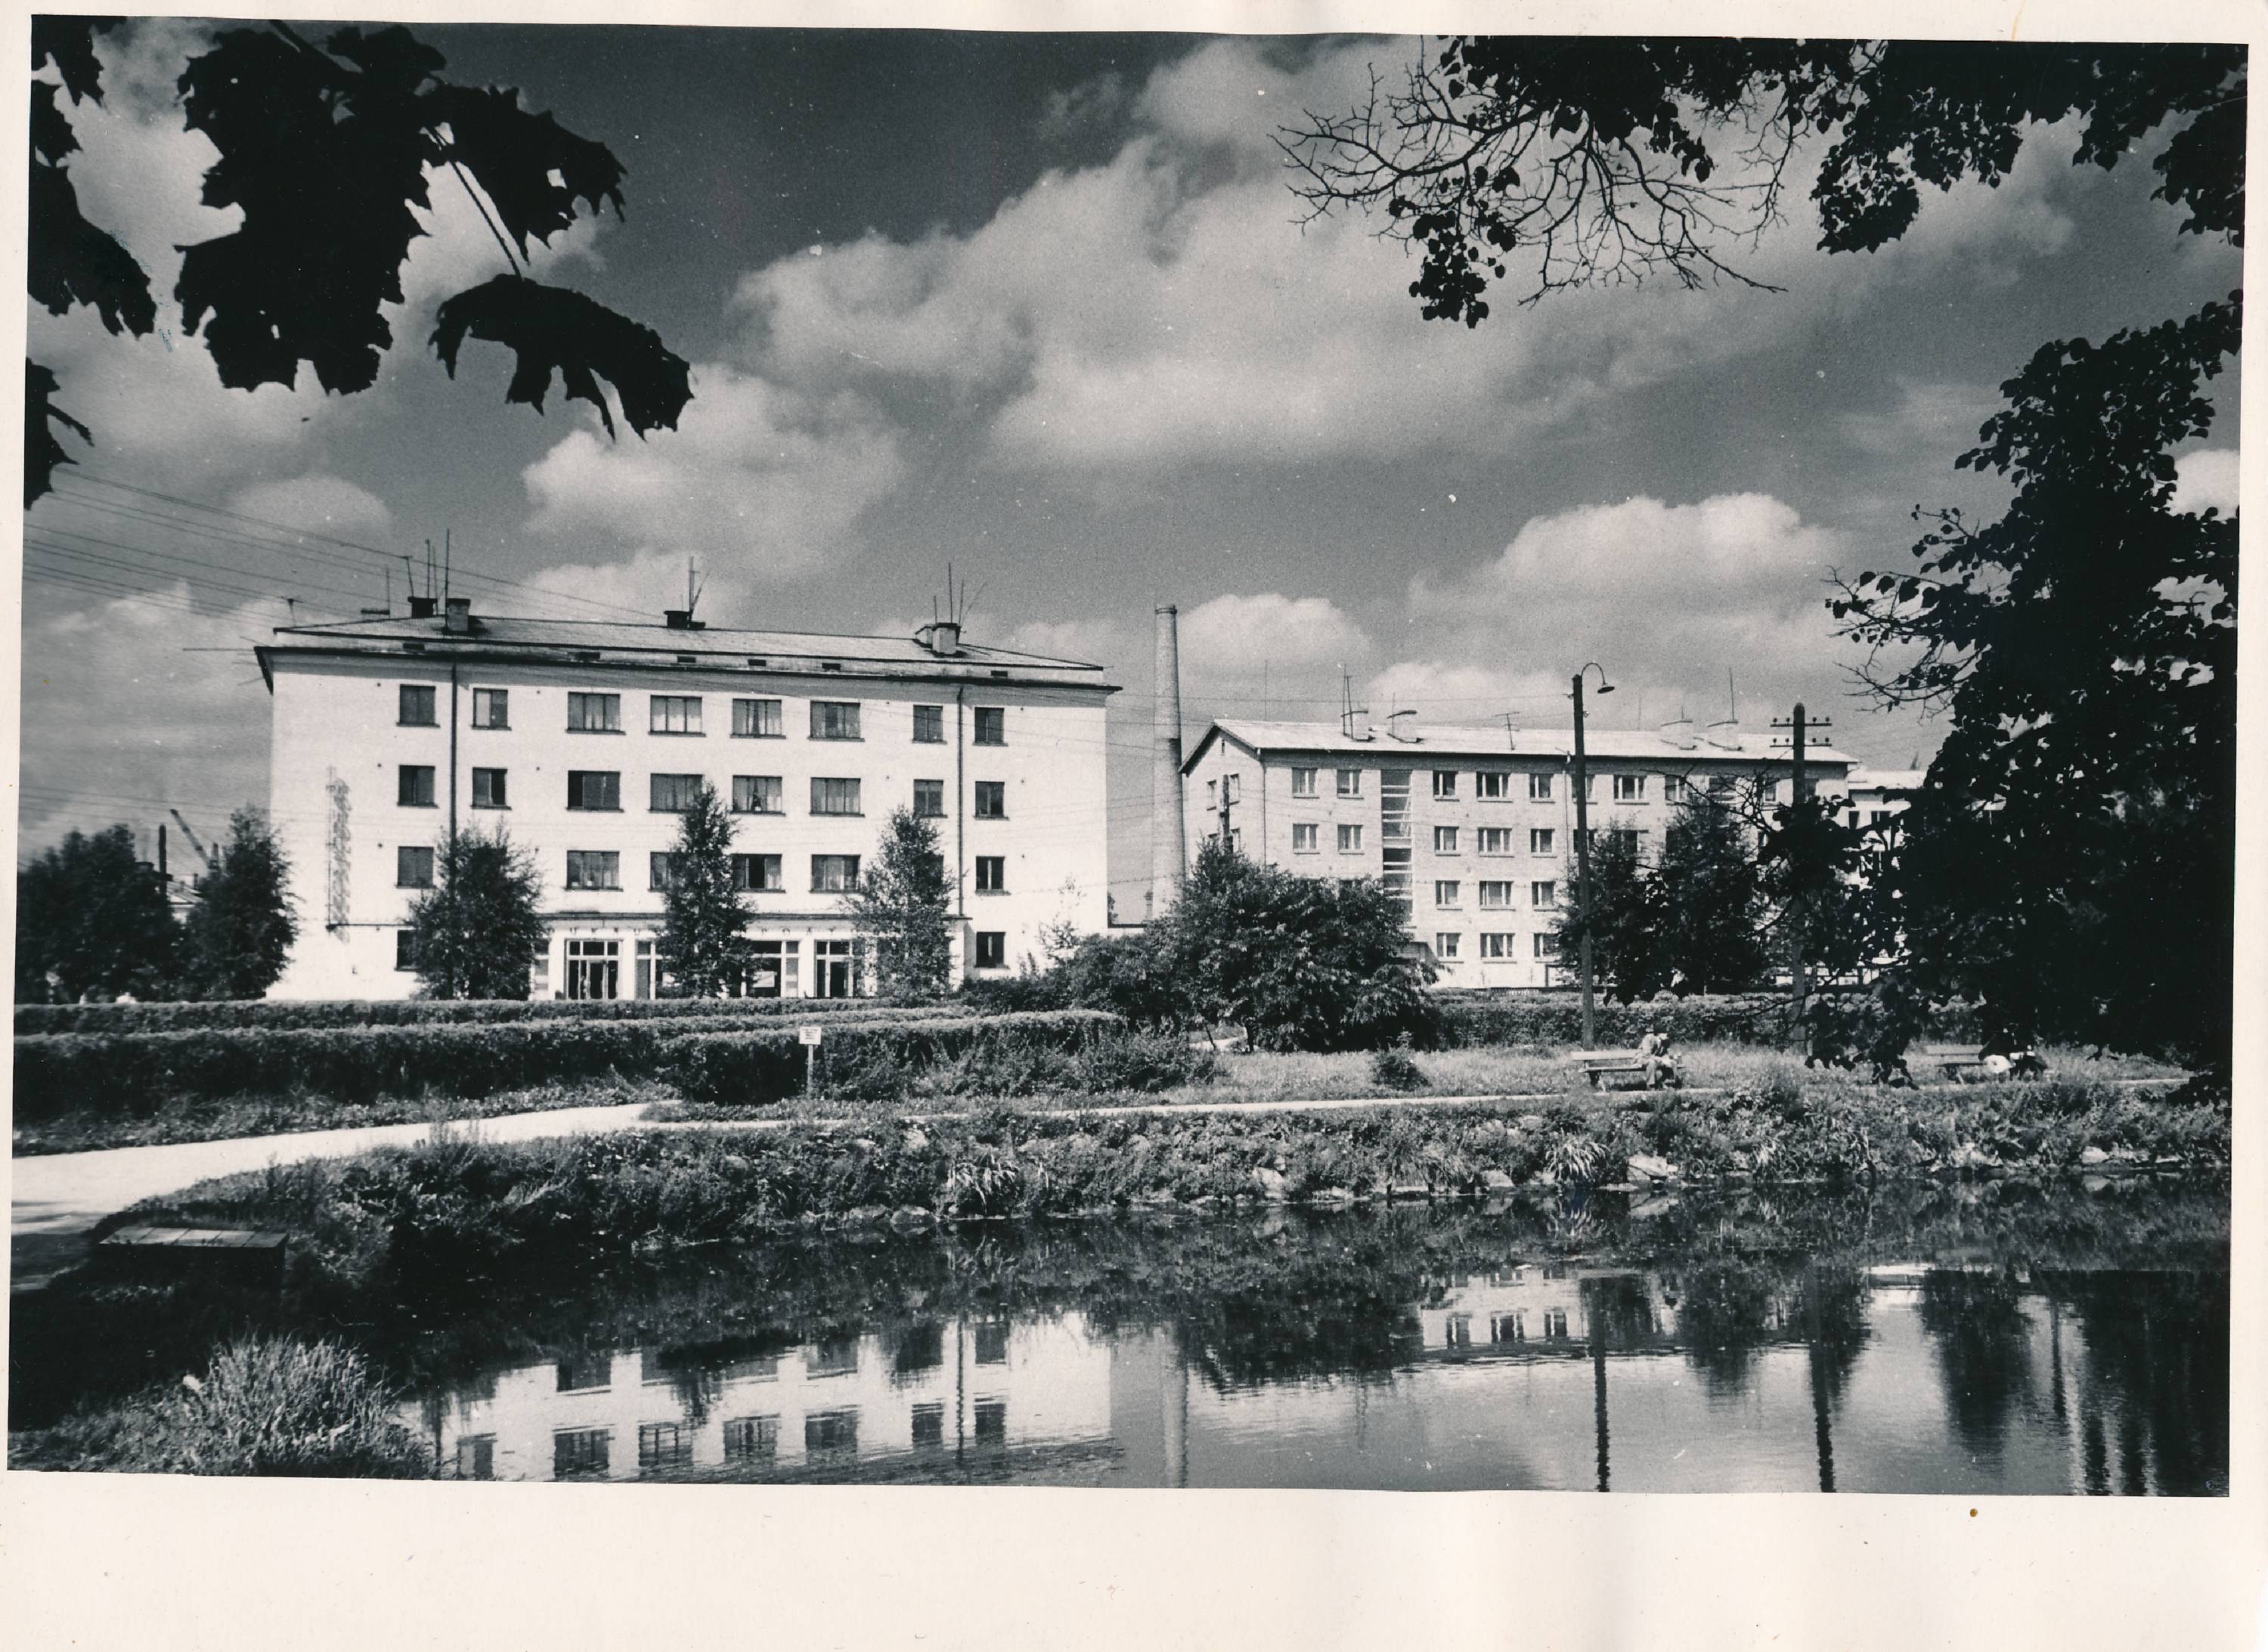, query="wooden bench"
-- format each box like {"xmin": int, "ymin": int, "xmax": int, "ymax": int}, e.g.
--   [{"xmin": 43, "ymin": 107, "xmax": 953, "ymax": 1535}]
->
[
  {"xmin": 1919, "ymin": 1046, "xmax": 2044, "ymax": 1083},
  {"xmin": 1571, "ymin": 1050, "xmax": 1658, "ymax": 1091},
  {"xmin": 98, "ymin": 1225, "xmax": 289, "ymax": 1285}
]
